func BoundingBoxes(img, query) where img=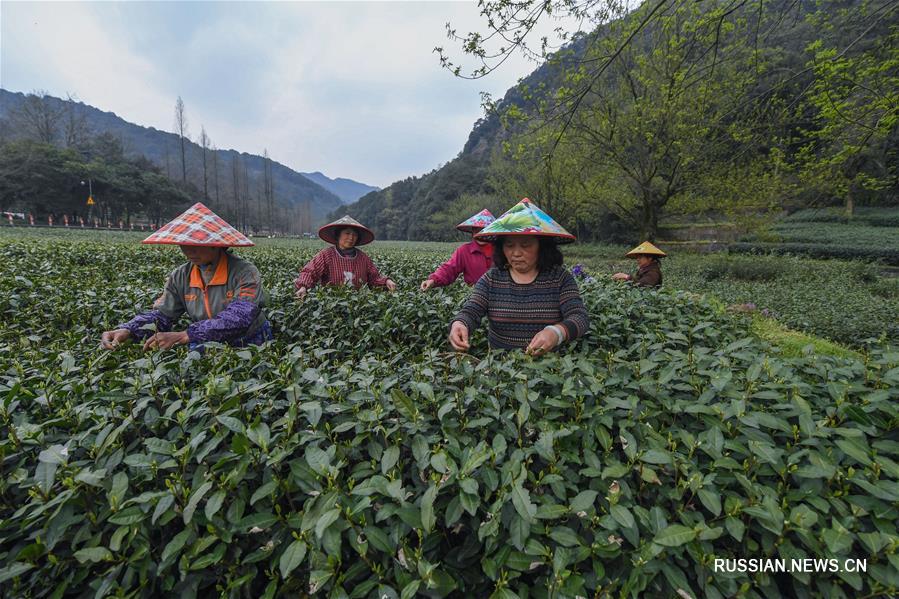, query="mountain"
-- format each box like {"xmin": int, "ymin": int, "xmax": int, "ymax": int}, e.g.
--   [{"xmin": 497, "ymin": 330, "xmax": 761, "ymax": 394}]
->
[
  {"xmin": 0, "ymin": 89, "xmax": 348, "ymax": 225},
  {"xmin": 334, "ymin": 0, "xmax": 895, "ymax": 242},
  {"xmin": 300, "ymin": 171, "xmax": 379, "ymax": 204}
]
